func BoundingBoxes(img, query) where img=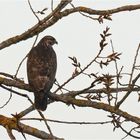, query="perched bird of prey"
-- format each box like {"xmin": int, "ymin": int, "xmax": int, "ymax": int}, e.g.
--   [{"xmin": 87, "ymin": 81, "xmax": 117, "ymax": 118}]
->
[{"xmin": 27, "ymin": 36, "xmax": 57, "ymax": 111}]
